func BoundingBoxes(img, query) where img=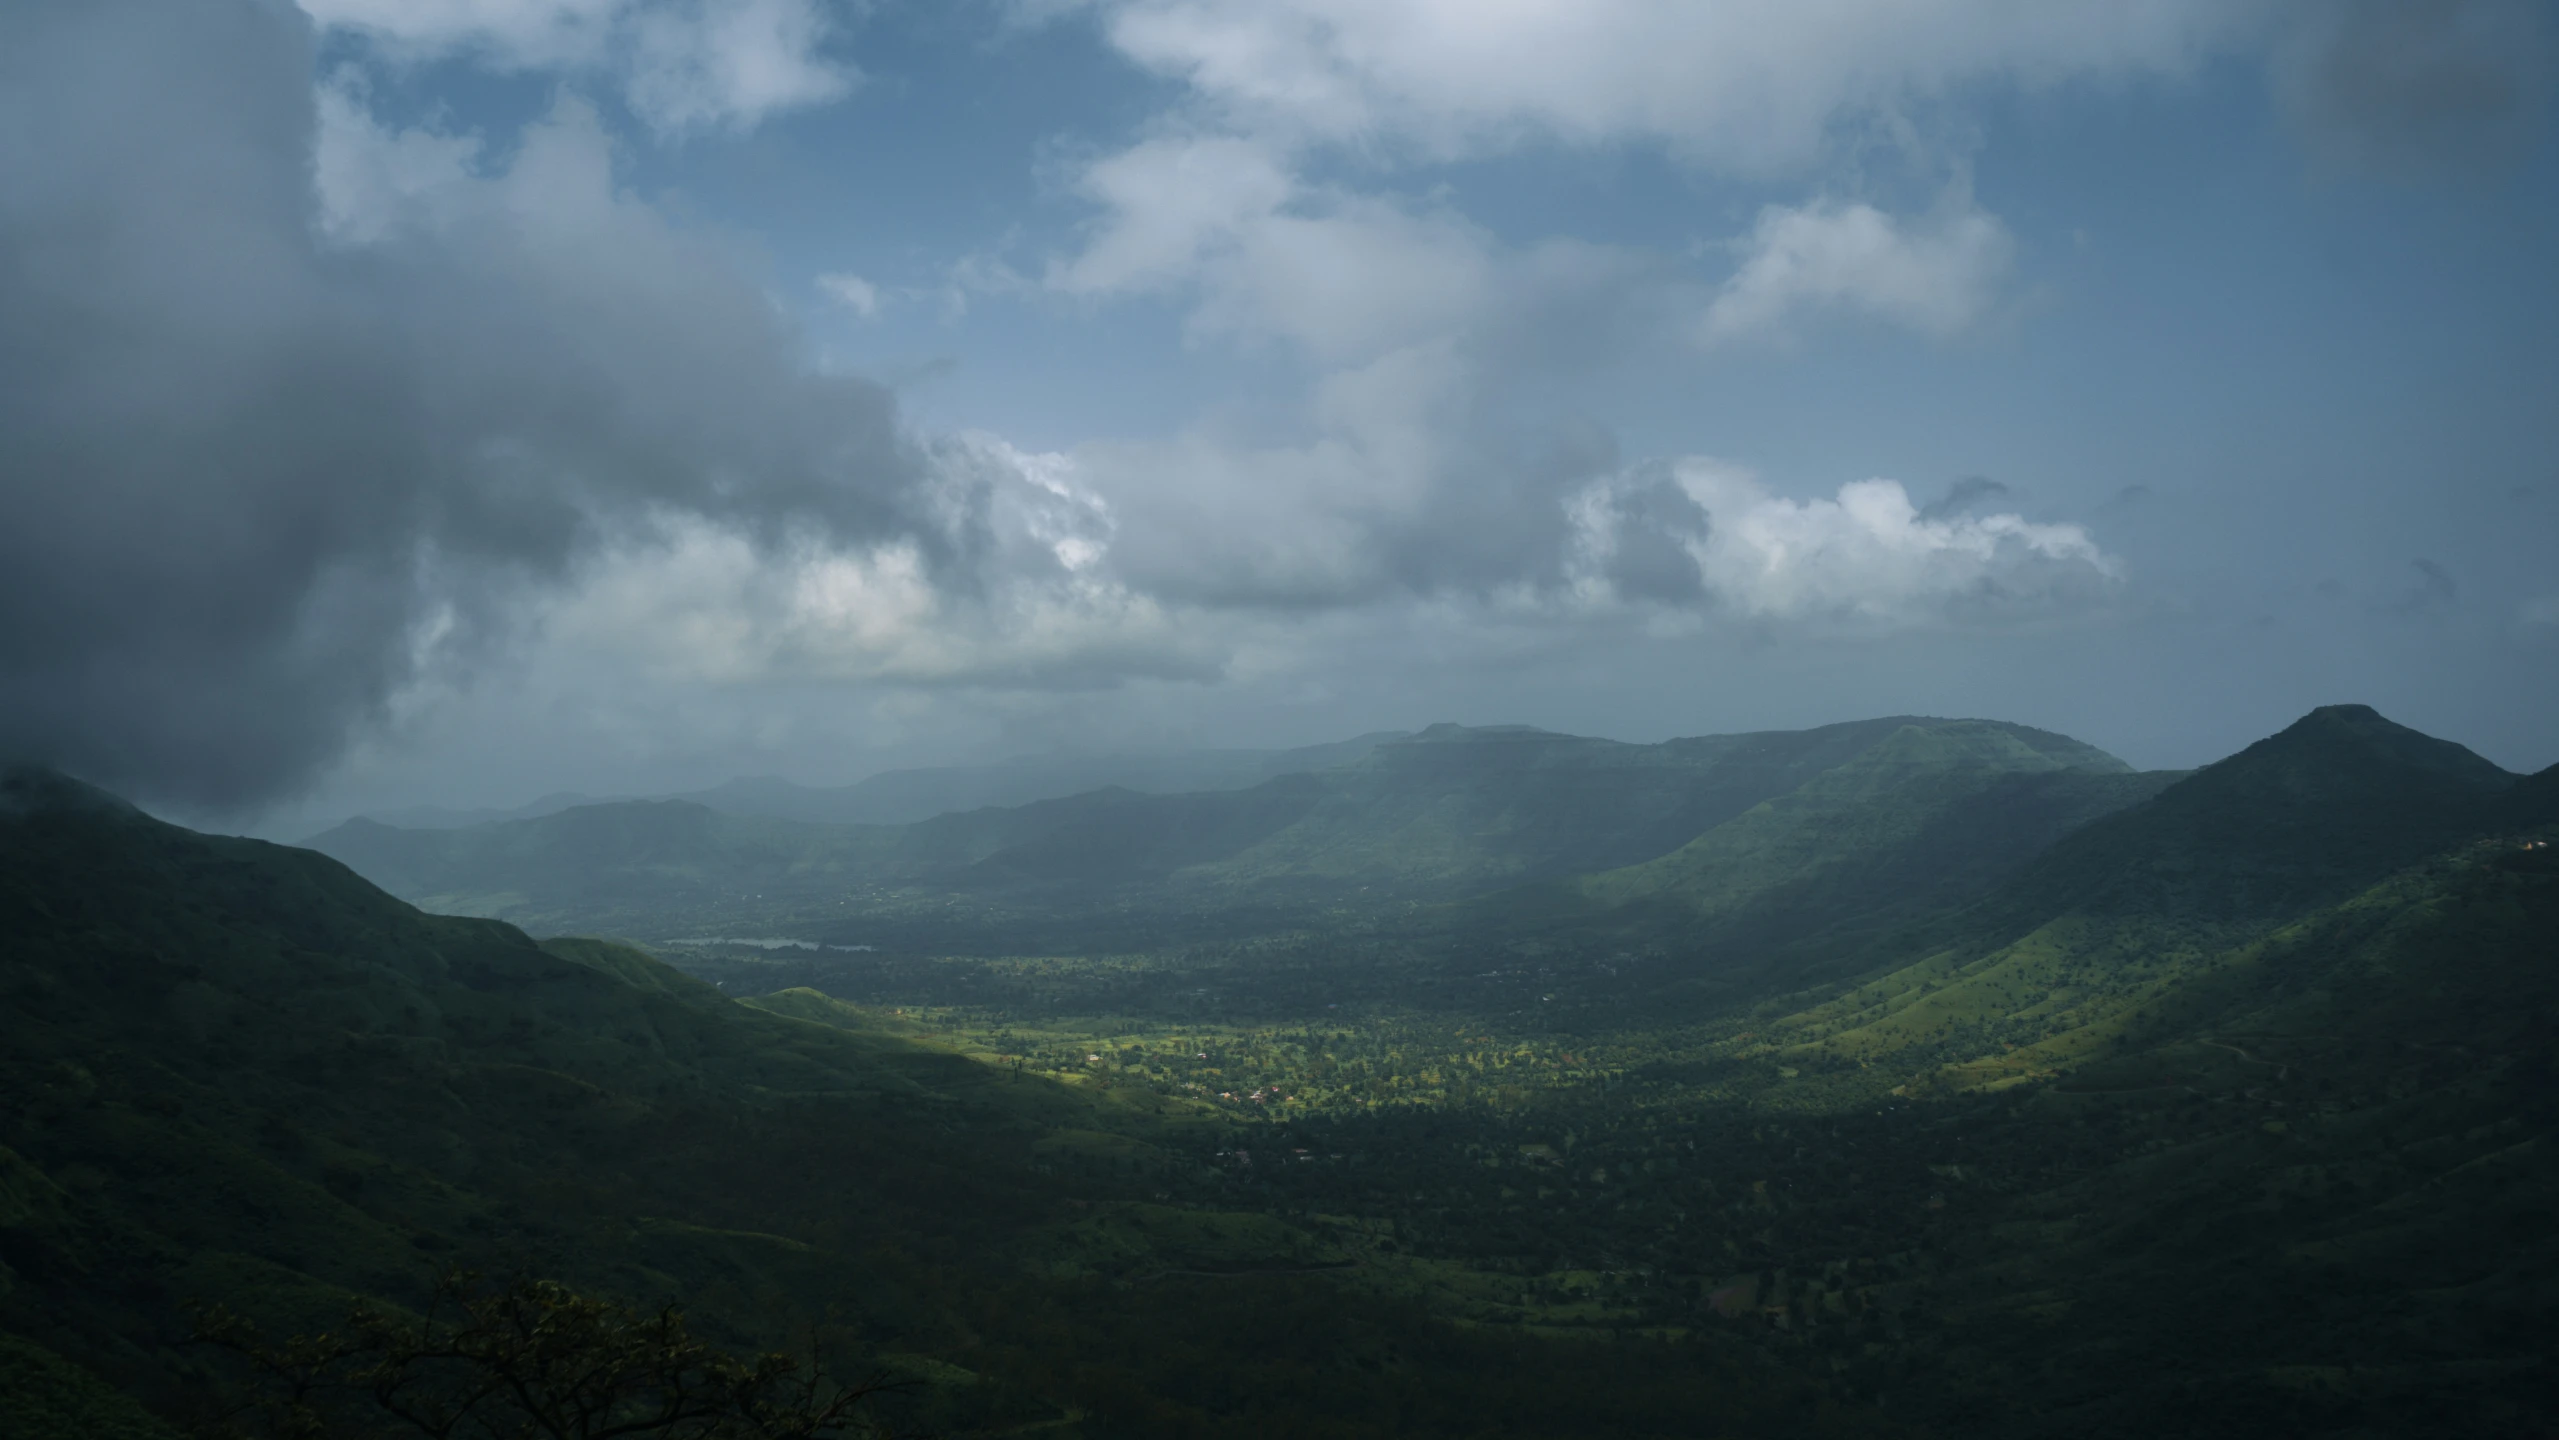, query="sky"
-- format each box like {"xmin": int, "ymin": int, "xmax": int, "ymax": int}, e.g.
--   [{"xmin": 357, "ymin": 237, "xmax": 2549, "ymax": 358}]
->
[{"xmin": 2, "ymin": 0, "xmax": 2555, "ymax": 830}]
